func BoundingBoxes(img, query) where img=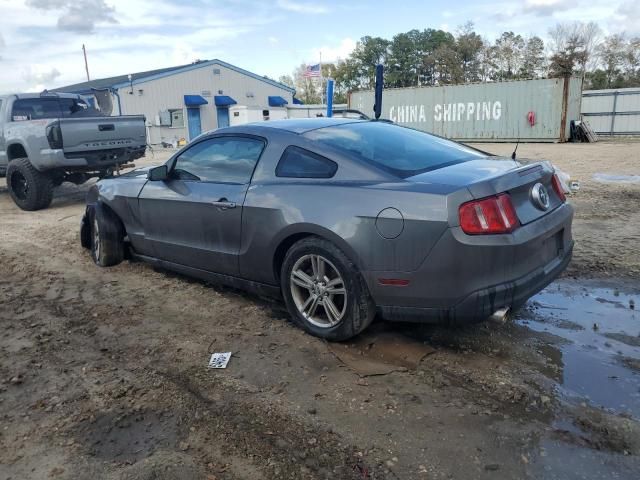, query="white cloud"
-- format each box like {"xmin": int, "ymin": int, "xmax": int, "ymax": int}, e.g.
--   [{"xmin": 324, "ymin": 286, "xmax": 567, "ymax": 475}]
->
[
  {"xmin": 26, "ymin": 0, "xmax": 118, "ymax": 33},
  {"xmin": 614, "ymin": 0, "xmax": 640, "ymax": 34},
  {"xmin": 310, "ymin": 38, "xmax": 356, "ymax": 63},
  {"xmin": 523, "ymin": 0, "xmax": 572, "ymax": 16},
  {"xmin": 276, "ymin": 0, "xmax": 329, "ymax": 14},
  {"xmin": 0, "ymin": 0, "xmax": 279, "ymax": 93},
  {"xmin": 268, "ymin": 36, "xmax": 279, "ymax": 44},
  {"xmin": 22, "ymin": 65, "xmax": 61, "ymax": 91}
]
